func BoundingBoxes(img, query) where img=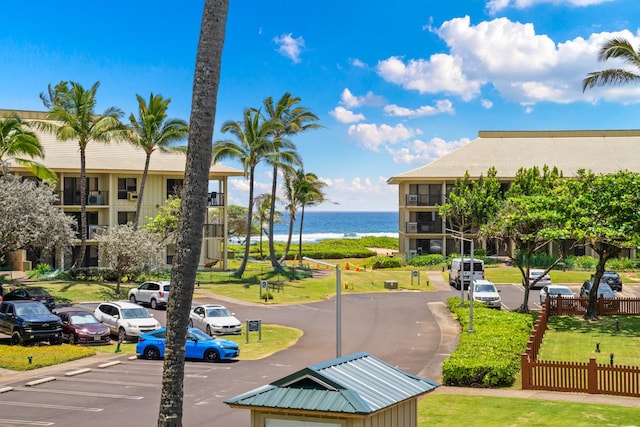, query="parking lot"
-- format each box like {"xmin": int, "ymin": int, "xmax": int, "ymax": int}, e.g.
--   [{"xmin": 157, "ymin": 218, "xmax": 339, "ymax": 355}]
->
[{"xmin": 0, "ymin": 280, "xmax": 638, "ymax": 426}]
